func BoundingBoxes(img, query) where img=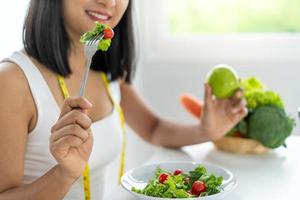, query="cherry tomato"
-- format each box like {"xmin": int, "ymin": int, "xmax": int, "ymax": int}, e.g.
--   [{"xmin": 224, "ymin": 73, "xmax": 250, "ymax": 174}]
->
[
  {"xmin": 191, "ymin": 181, "xmax": 206, "ymax": 196},
  {"xmin": 103, "ymin": 28, "xmax": 114, "ymax": 39},
  {"xmin": 158, "ymin": 173, "xmax": 169, "ymax": 184},
  {"xmin": 173, "ymin": 169, "xmax": 183, "ymax": 175}
]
